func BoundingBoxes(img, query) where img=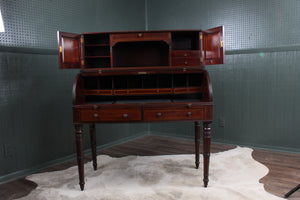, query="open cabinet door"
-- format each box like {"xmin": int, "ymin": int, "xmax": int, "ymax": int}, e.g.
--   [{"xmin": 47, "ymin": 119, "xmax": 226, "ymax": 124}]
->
[
  {"xmin": 201, "ymin": 26, "xmax": 224, "ymax": 65},
  {"xmin": 57, "ymin": 31, "xmax": 82, "ymax": 69}
]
